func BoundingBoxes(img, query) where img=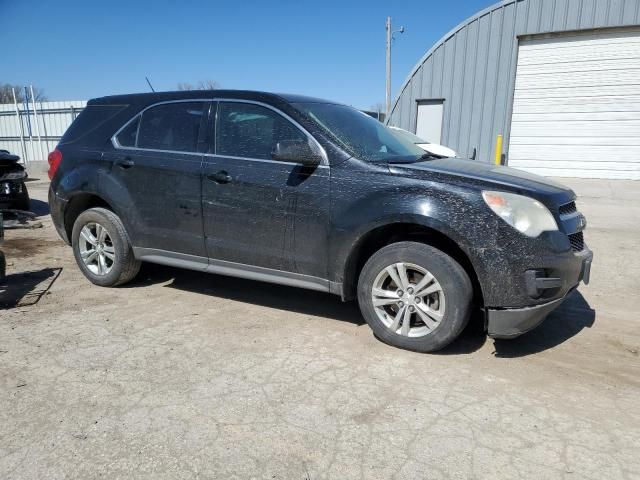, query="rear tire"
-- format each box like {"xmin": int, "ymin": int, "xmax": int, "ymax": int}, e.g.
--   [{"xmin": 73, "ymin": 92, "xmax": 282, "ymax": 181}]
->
[
  {"xmin": 71, "ymin": 207, "xmax": 140, "ymax": 287},
  {"xmin": 357, "ymin": 241, "xmax": 472, "ymax": 353}
]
